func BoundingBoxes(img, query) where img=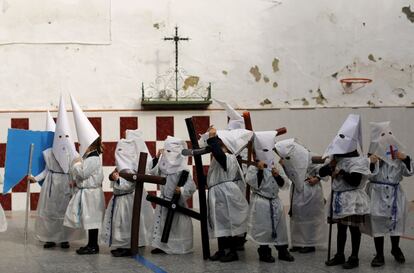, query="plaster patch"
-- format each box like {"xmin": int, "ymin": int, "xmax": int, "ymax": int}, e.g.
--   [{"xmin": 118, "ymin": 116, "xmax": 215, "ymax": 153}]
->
[
  {"xmin": 272, "ymin": 58, "xmax": 279, "ymax": 73},
  {"xmin": 182, "ymin": 76, "xmax": 200, "ymax": 90},
  {"xmin": 368, "ymin": 54, "xmax": 376, "ymax": 62},
  {"xmin": 250, "ymin": 66, "xmax": 262, "ymax": 82},
  {"xmin": 402, "ymin": 6, "xmax": 414, "ymax": 23},
  {"xmin": 312, "ymin": 88, "xmax": 328, "ymax": 105},
  {"xmin": 260, "ymin": 98, "xmax": 272, "ymax": 106}
]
